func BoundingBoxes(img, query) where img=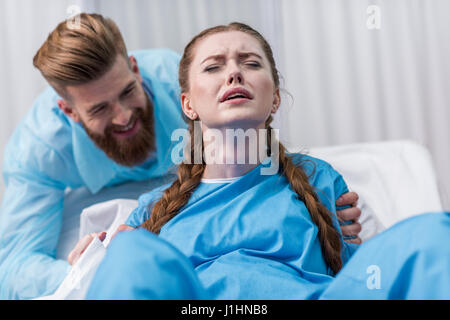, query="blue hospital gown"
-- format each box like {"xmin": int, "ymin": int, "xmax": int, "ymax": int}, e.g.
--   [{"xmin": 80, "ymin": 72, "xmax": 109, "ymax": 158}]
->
[
  {"xmin": 90, "ymin": 154, "xmax": 358, "ymax": 299},
  {"xmin": 87, "ymin": 154, "xmax": 450, "ymax": 300}
]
